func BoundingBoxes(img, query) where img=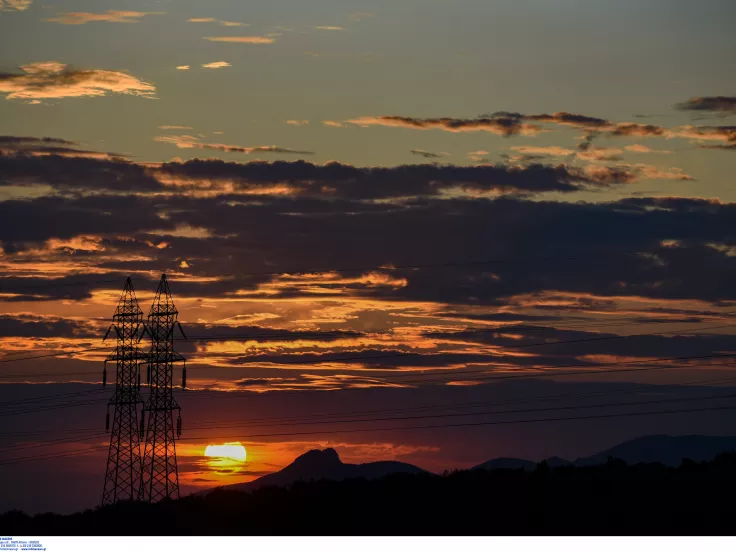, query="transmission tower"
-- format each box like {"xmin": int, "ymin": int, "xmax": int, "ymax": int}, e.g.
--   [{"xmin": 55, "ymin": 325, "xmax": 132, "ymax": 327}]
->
[
  {"xmin": 101, "ymin": 277, "xmax": 145, "ymax": 506},
  {"xmin": 139, "ymin": 274, "xmax": 187, "ymax": 503}
]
